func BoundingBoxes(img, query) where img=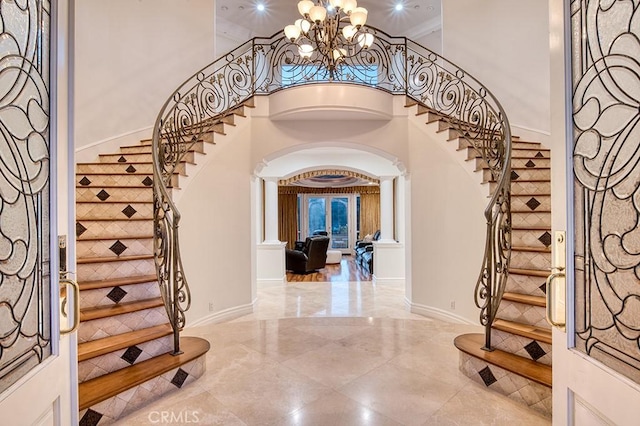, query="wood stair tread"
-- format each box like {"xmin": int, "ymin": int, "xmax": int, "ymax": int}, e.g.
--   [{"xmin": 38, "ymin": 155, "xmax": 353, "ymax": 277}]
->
[
  {"xmin": 80, "ymin": 297, "xmax": 164, "ymax": 322},
  {"xmin": 76, "ymin": 217, "xmax": 152, "ymax": 222},
  {"xmin": 454, "ymin": 333, "xmax": 551, "ymax": 387},
  {"xmin": 76, "ymin": 185, "xmax": 152, "ymax": 189},
  {"xmin": 77, "ymin": 254, "xmax": 153, "ymax": 264},
  {"xmin": 77, "ymin": 235, "xmax": 154, "ymax": 243},
  {"xmin": 493, "ymin": 319, "xmax": 552, "ymax": 344},
  {"xmin": 502, "ymin": 292, "xmax": 546, "ymax": 307},
  {"xmin": 512, "ymin": 225, "xmax": 551, "ymax": 231},
  {"xmin": 512, "ymin": 245, "xmax": 551, "ymax": 253},
  {"xmin": 78, "ymin": 324, "xmax": 172, "ymax": 362},
  {"xmin": 79, "ymin": 336, "xmax": 210, "ymax": 410},
  {"xmin": 76, "ymin": 200, "xmax": 153, "ymax": 204},
  {"xmin": 79, "ymin": 274, "xmax": 158, "ymax": 291},
  {"xmin": 509, "ymin": 267, "xmax": 550, "ymax": 278}
]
